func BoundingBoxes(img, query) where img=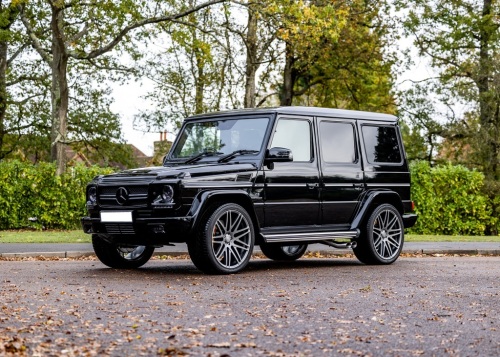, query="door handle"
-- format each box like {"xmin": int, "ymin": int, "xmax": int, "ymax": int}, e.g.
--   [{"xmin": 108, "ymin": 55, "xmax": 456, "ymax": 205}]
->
[
  {"xmin": 353, "ymin": 183, "xmax": 364, "ymax": 190},
  {"xmin": 307, "ymin": 183, "xmax": 319, "ymax": 189}
]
